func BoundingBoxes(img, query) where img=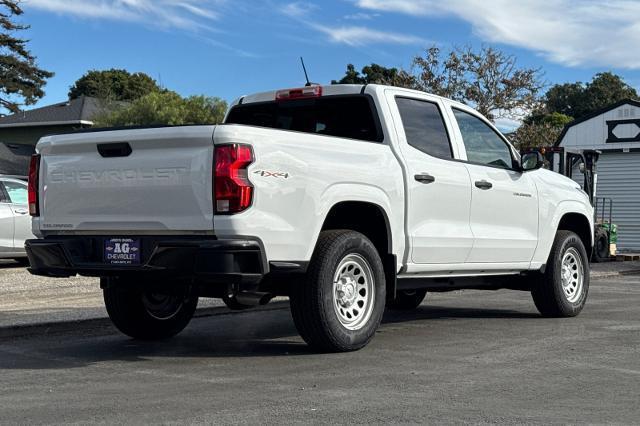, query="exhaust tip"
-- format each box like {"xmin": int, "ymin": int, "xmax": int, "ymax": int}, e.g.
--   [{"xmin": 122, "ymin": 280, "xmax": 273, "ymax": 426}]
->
[{"xmin": 234, "ymin": 291, "xmax": 273, "ymax": 307}]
